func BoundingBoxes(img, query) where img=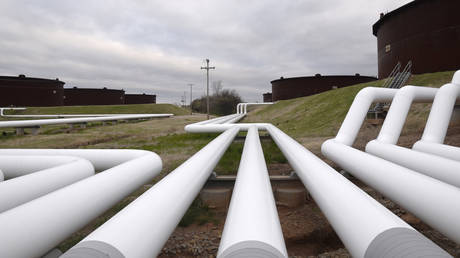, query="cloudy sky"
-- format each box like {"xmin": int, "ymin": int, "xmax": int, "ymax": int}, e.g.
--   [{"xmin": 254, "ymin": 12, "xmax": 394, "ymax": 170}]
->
[{"xmin": 0, "ymin": 0, "xmax": 411, "ymax": 103}]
